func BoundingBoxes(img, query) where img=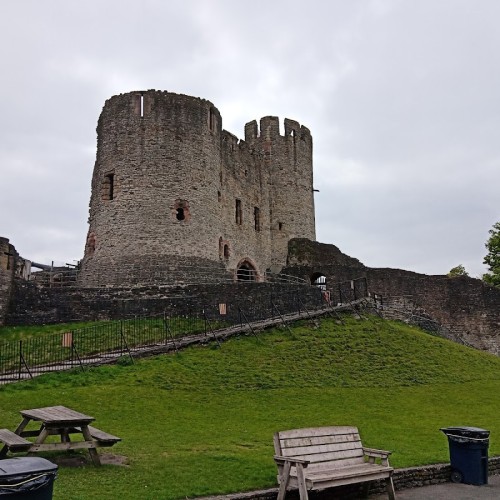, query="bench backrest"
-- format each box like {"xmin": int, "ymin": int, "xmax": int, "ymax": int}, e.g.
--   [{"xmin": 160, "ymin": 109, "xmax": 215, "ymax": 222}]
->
[{"xmin": 274, "ymin": 426, "xmax": 364, "ymax": 473}]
